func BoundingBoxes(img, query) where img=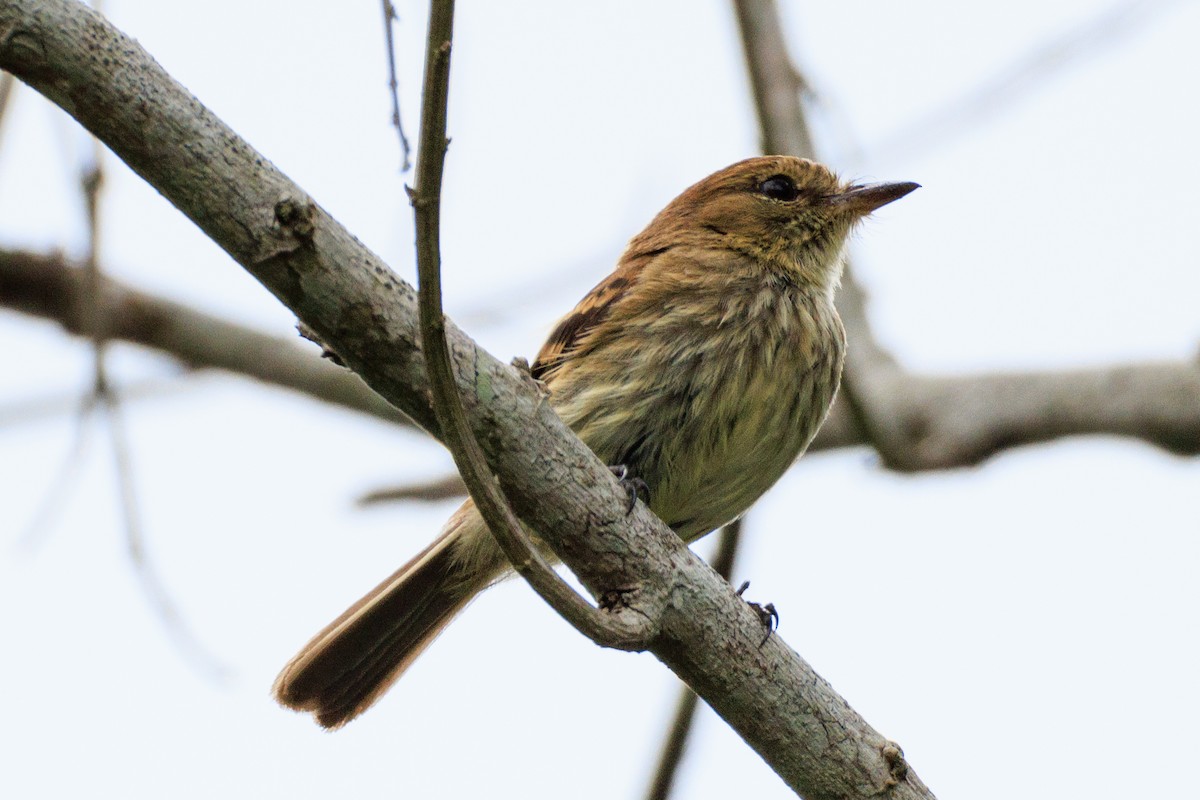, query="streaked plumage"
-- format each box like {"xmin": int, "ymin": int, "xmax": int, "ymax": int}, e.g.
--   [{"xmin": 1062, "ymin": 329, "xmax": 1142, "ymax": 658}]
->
[{"xmin": 274, "ymin": 156, "xmax": 917, "ymax": 728}]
